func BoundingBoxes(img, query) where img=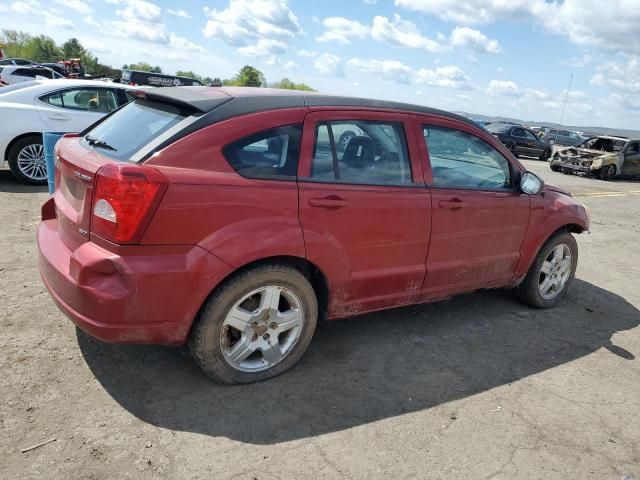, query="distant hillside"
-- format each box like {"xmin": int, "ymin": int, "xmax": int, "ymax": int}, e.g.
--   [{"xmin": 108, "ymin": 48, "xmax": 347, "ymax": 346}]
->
[{"xmin": 455, "ymin": 112, "xmax": 640, "ymax": 139}]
